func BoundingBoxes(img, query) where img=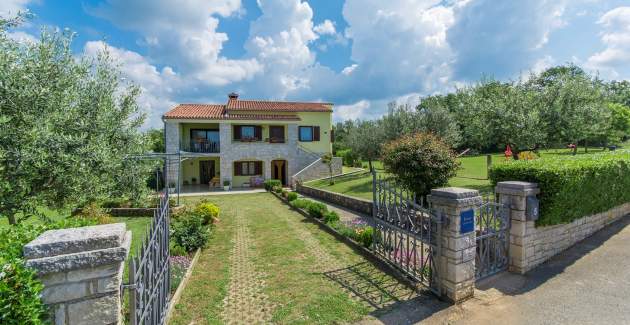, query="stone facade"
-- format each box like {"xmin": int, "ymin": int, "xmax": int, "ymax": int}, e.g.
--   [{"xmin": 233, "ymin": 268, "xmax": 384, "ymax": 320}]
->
[
  {"xmin": 429, "ymin": 187, "xmax": 481, "ymax": 303},
  {"xmin": 296, "ymin": 183, "xmax": 372, "ymax": 215},
  {"xmin": 497, "ymin": 181, "xmax": 630, "ymax": 274},
  {"xmin": 24, "ymin": 223, "xmax": 131, "ymax": 325}
]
